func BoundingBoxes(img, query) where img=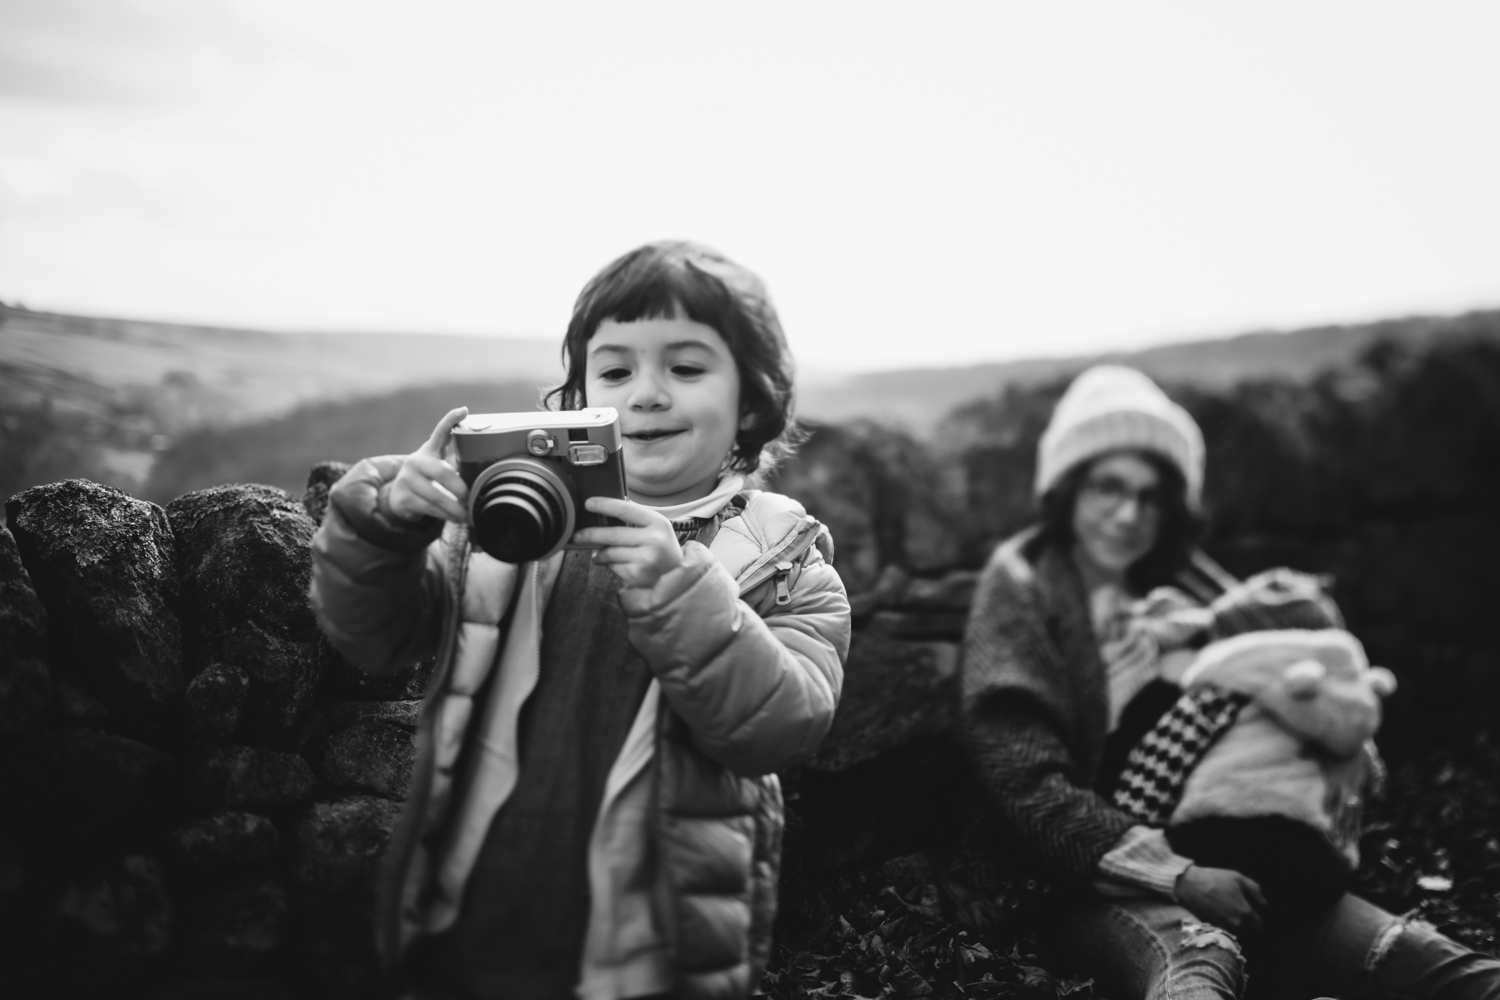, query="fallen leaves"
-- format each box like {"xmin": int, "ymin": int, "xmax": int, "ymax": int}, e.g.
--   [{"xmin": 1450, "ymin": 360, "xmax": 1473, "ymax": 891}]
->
[{"xmin": 768, "ymin": 733, "xmax": 1500, "ymax": 997}]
